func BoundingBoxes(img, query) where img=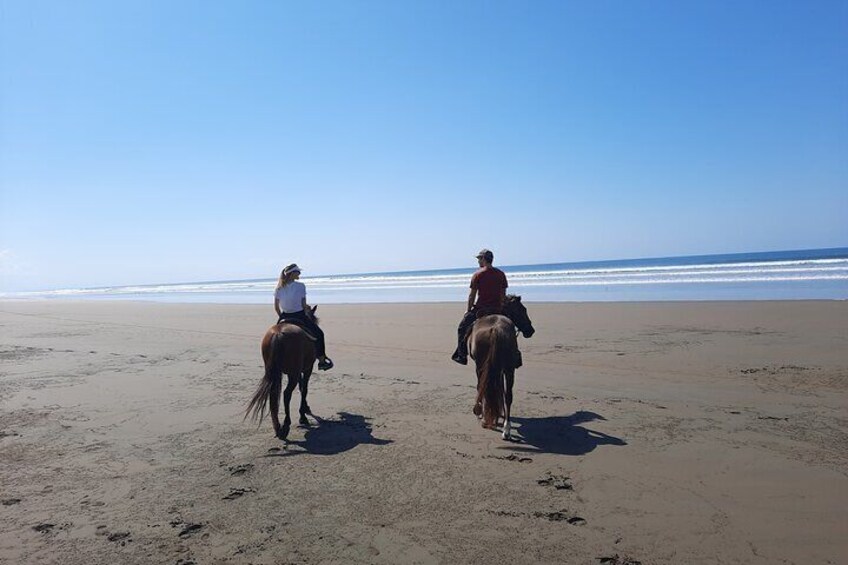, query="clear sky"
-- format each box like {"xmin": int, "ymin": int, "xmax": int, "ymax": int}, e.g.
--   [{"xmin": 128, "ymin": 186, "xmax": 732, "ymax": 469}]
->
[{"xmin": 1, "ymin": 1, "xmax": 846, "ymax": 291}]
